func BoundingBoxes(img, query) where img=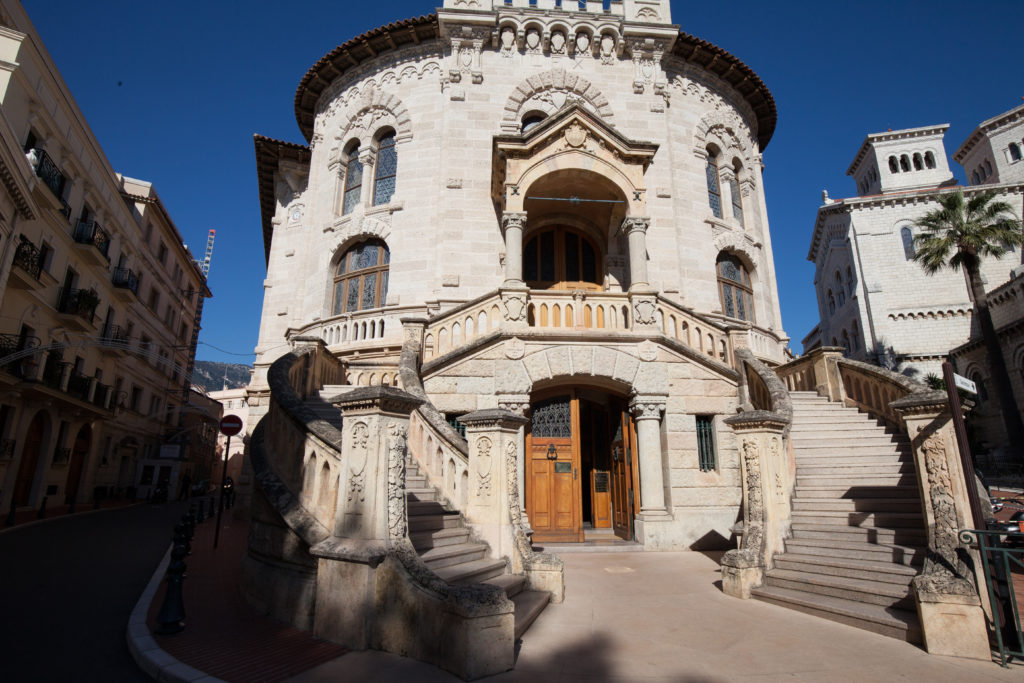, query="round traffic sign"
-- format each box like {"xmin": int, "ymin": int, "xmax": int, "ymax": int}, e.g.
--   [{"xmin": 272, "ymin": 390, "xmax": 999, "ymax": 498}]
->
[{"xmin": 219, "ymin": 414, "xmax": 244, "ymax": 436}]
